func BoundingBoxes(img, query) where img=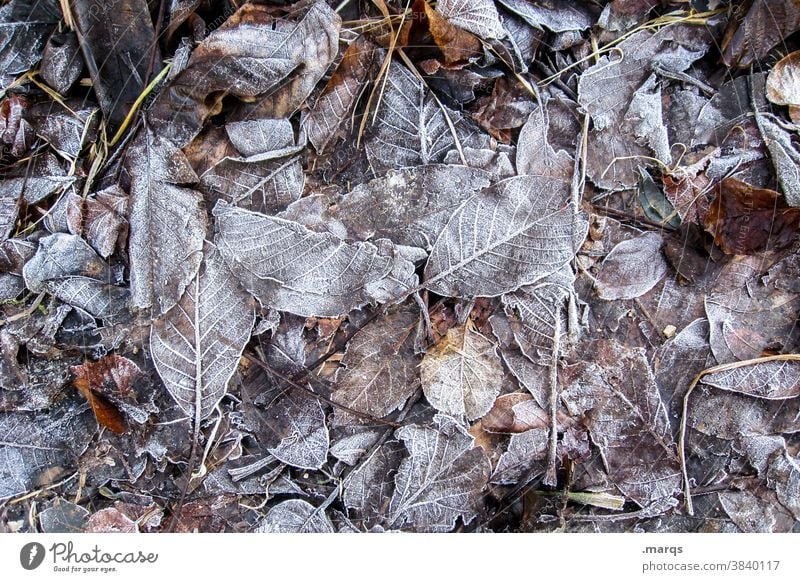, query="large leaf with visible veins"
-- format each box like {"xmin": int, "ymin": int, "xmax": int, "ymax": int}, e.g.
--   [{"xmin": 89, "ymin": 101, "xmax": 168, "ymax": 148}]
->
[
  {"xmin": 213, "ymin": 201, "xmax": 419, "ymax": 317},
  {"xmin": 151, "ymin": 247, "xmax": 255, "ymax": 422},
  {"xmin": 302, "ymin": 35, "xmax": 379, "ymax": 154},
  {"xmin": 125, "ymin": 127, "xmax": 206, "ymax": 314},
  {"xmin": 256, "ymin": 499, "xmax": 335, "ymax": 533},
  {"xmin": 421, "ymin": 324, "xmax": 503, "ymax": 421},
  {"xmin": 424, "ymin": 175, "xmax": 587, "ymax": 298},
  {"xmin": 332, "ymin": 310, "xmax": 420, "ymax": 425},
  {"xmin": 365, "ymin": 61, "xmax": 488, "ymax": 172},
  {"xmin": 323, "ymin": 165, "xmax": 491, "ymax": 249},
  {"xmin": 561, "ymin": 340, "xmax": 681, "ymax": 512},
  {"xmin": 388, "ymin": 415, "xmax": 490, "ymax": 532},
  {"xmin": 701, "ymin": 360, "xmax": 800, "ymax": 400},
  {"xmin": 22, "ymin": 233, "xmax": 129, "ymax": 323}
]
